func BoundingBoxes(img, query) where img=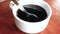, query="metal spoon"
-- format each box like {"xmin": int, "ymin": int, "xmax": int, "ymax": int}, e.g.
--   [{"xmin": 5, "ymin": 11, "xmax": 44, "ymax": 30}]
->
[{"xmin": 12, "ymin": 0, "xmax": 38, "ymax": 18}]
